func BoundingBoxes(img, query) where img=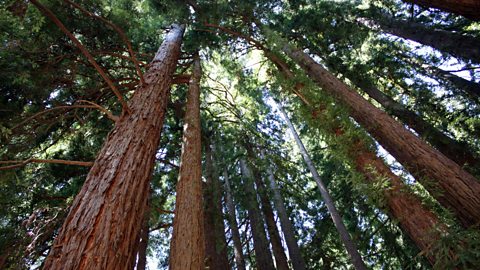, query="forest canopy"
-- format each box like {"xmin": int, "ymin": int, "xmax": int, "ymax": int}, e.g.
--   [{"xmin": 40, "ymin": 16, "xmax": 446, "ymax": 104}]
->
[{"xmin": 0, "ymin": 0, "xmax": 479, "ymax": 269}]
